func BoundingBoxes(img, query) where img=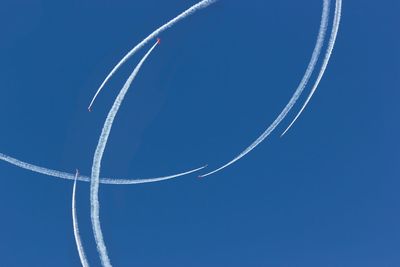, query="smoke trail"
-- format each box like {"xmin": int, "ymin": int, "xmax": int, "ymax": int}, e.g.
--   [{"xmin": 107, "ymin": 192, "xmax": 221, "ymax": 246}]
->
[
  {"xmin": 0, "ymin": 152, "xmax": 206, "ymax": 185},
  {"xmin": 281, "ymin": 0, "xmax": 342, "ymax": 136},
  {"xmin": 88, "ymin": 0, "xmax": 217, "ymax": 111},
  {"xmin": 199, "ymin": 0, "xmax": 331, "ymax": 178},
  {"xmin": 91, "ymin": 41, "xmax": 159, "ymax": 267},
  {"xmin": 72, "ymin": 170, "xmax": 90, "ymax": 267}
]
